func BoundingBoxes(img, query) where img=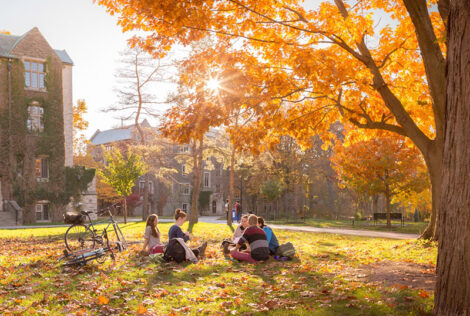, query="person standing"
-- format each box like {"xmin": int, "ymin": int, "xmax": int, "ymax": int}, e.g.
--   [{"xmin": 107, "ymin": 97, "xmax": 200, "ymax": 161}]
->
[
  {"xmin": 224, "ymin": 199, "xmax": 229, "ymax": 221},
  {"xmin": 235, "ymin": 200, "xmax": 242, "ymax": 223}
]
